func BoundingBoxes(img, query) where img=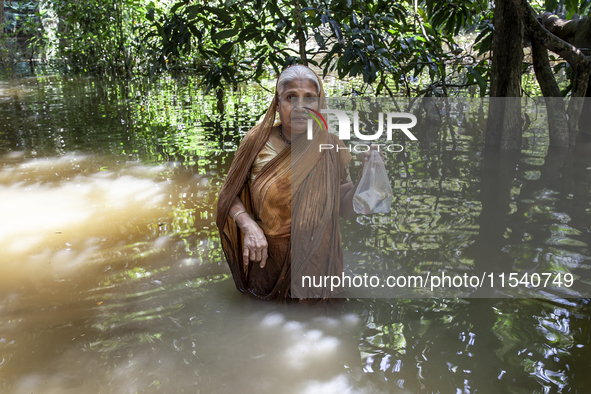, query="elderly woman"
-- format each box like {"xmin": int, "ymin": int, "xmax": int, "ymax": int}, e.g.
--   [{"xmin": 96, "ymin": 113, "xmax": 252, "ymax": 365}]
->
[{"xmin": 216, "ymin": 65, "xmax": 374, "ymax": 301}]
